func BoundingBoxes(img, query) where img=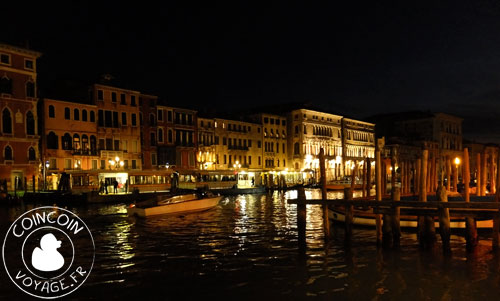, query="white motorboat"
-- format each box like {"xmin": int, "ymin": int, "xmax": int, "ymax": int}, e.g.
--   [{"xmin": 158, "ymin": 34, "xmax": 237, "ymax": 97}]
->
[{"xmin": 127, "ymin": 193, "xmax": 221, "ymax": 217}]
